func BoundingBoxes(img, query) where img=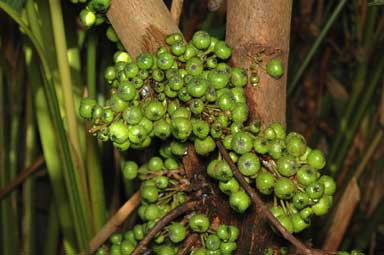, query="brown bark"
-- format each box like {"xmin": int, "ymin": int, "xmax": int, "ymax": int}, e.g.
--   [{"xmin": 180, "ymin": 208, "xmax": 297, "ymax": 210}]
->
[
  {"xmin": 171, "ymin": 0, "xmax": 184, "ymax": 26},
  {"xmin": 106, "ymin": 0, "xmax": 180, "ymax": 58},
  {"xmin": 89, "ymin": 192, "xmax": 141, "ymax": 253},
  {"xmin": 322, "ymin": 178, "xmax": 360, "ymax": 252},
  {"xmin": 107, "ymin": 0, "xmax": 293, "ymax": 254},
  {"xmin": 226, "ymin": 0, "xmax": 292, "ymax": 125},
  {"xmin": 226, "ymin": 0, "xmax": 293, "ymax": 253}
]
